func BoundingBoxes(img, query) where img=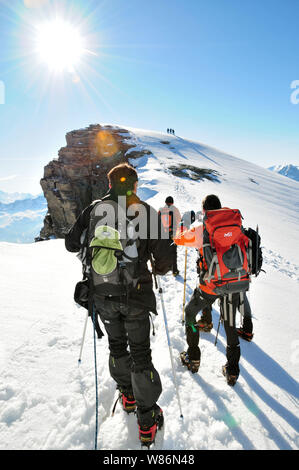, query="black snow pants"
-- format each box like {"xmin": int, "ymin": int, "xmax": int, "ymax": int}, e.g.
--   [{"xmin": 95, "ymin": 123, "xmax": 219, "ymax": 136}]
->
[
  {"xmin": 185, "ymin": 288, "xmax": 241, "ymax": 376},
  {"xmin": 241, "ymin": 293, "xmax": 253, "ymax": 333},
  {"xmin": 166, "ymin": 237, "xmax": 178, "ymax": 273},
  {"xmin": 202, "ymin": 292, "xmax": 253, "ymax": 333},
  {"xmin": 94, "ymin": 295, "xmax": 162, "ymax": 425}
]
